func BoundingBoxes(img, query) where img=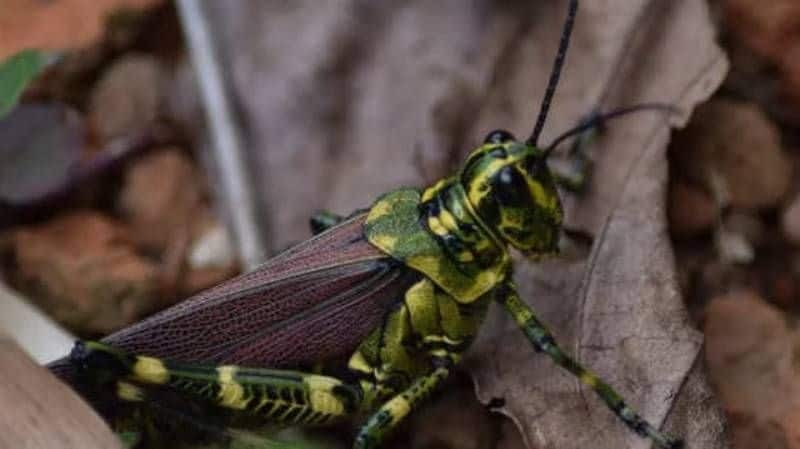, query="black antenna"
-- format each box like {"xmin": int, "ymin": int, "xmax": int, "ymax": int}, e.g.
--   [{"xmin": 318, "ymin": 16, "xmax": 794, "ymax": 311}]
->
[
  {"xmin": 544, "ymin": 103, "xmax": 679, "ymax": 154},
  {"xmin": 527, "ymin": 0, "xmax": 579, "ymax": 146}
]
